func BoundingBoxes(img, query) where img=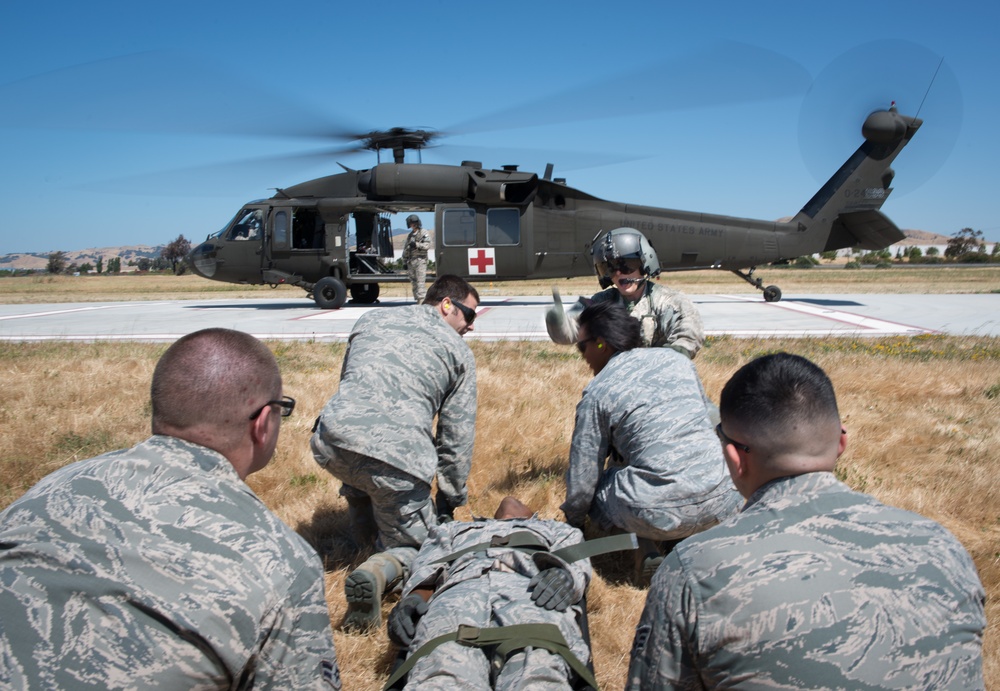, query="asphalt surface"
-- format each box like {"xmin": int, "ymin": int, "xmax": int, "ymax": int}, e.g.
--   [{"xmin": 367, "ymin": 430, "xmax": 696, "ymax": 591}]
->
[{"xmin": 1, "ymin": 293, "xmax": 997, "ymax": 342}]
